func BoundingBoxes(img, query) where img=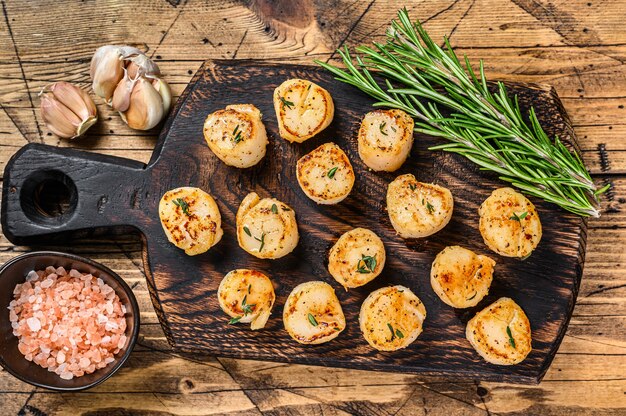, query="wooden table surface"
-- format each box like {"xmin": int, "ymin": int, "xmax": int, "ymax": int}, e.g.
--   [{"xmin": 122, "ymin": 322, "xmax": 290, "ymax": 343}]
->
[{"xmin": 0, "ymin": 0, "xmax": 624, "ymax": 414}]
